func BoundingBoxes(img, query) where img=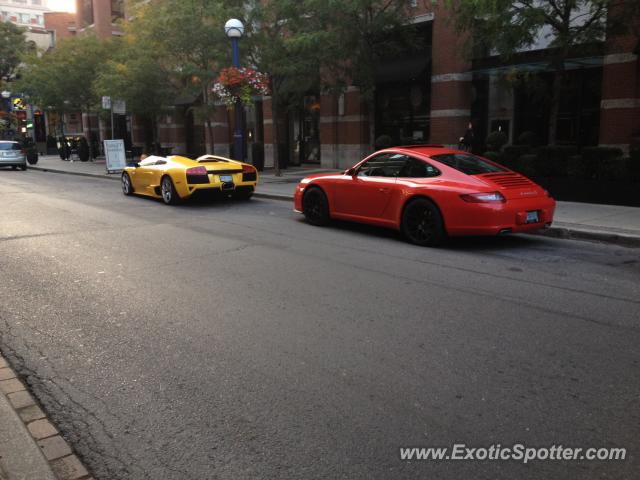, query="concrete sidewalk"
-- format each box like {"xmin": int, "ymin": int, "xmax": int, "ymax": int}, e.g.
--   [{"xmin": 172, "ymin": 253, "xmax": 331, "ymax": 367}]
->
[
  {"xmin": 26, "ymin": 155, "xmax": 640, "ymax": 247},
  {"xmin": 0, "ymin": 355, "xmax": 91, "ymax": 480}
]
